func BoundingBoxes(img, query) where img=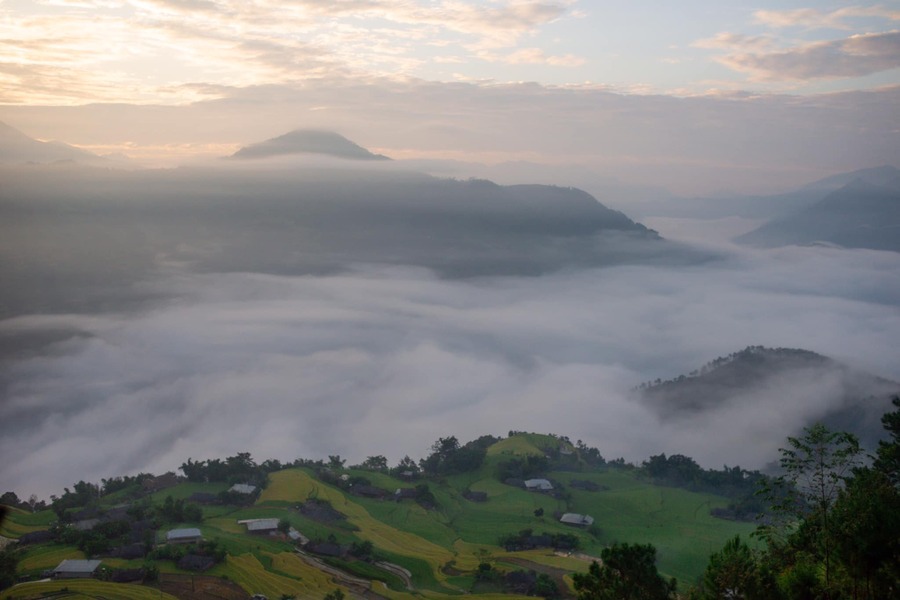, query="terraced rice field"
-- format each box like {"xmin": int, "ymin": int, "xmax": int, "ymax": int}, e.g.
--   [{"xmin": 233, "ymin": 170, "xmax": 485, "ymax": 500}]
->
[
  {"xmin": 0, "ymin": 579, "xmax": 179, "ymax": 600},
  {"xmin": 17, "ymin": 545, "xmax": 85, "ymax": 572},
  {"xmin": 261, "ymin": 470, "xmax": 455, "ymax": 578},
  {"xmin": 225, "ymin": 552, "xmax": 347, "ymax": 599}
]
